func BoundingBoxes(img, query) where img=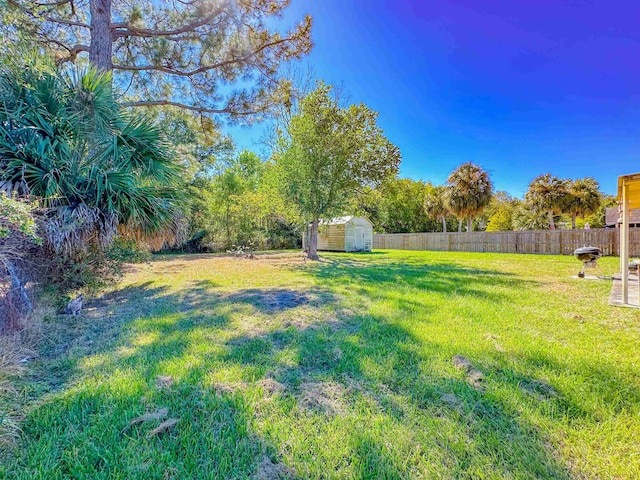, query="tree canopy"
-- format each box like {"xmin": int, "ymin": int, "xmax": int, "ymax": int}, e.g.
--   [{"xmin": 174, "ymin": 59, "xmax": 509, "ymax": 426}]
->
[
  {"xmin": 3, "ymin": 0, "xmax": 313, "ymax": 118},
  {"xmin": 445, "ymin": 162, "xmax": 493, "ymax": 232},
  {"xmin": 275, "ymin": 82, "xmax": 401, "ymax": 259},
  {"xmin": 424, "ymin": 185, "xmax": 452, "ymax": 233},
  {"xmin": 565, "ymin": 177, "xmax": 601, "ymax": 229},
  {"xmin": 525, "ymin": 174, "xmax": 569, "ymax": 230}
]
